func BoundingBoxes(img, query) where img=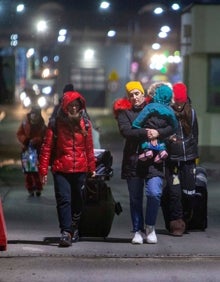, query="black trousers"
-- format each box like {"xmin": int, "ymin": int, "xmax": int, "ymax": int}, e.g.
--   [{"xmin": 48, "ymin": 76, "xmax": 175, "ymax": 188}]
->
[{"xmin": 161, "ymin": 160, "xmax": 196, "ymax": 229}]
